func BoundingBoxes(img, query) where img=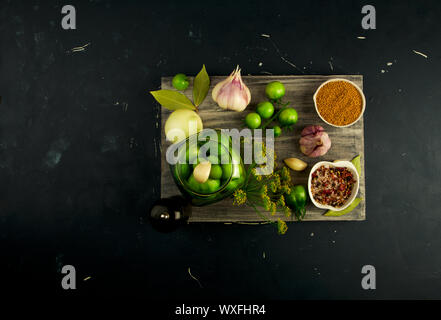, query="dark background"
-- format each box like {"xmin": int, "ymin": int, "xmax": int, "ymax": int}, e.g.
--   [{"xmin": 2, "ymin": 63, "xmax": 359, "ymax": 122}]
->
[{"xmin": 0, "ymin": 0, "xmax": 440, "ymax": 300}]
